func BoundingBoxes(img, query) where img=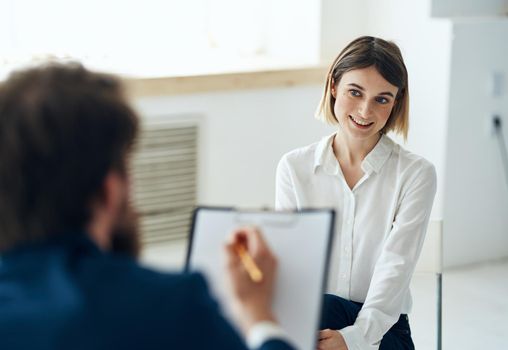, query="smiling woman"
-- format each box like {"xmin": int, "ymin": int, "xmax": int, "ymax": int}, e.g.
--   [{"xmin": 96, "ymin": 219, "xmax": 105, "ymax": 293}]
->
[
  {"xmin": 332, "ymin": 66, "xmax": 399, "ymax": 144},
  {"xmin": 276, "ymin": 36, "xmax": 436, "ymax": 350},
  {"xmin": 317, "ymin": 36, "xmax": 409, "ymax": 141}
]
